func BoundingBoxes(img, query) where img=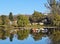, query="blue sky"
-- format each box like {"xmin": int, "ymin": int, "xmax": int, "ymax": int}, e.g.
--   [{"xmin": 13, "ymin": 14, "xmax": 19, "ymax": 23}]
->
[{"xmin": 0, "ymin": 0, "xmax": 48, "ymax": 15}]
